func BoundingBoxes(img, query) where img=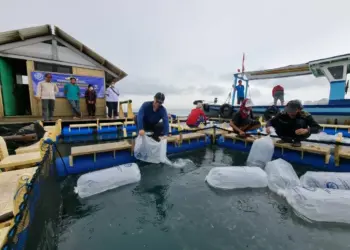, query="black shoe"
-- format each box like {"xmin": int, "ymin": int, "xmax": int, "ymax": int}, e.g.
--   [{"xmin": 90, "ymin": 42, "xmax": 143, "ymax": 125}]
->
[{"xmin": 292, "ymin": 141, "xmax": 301, "ymax": 147}]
